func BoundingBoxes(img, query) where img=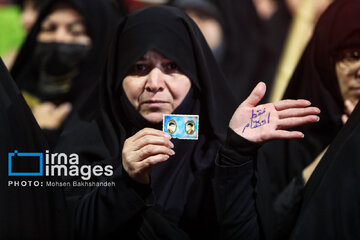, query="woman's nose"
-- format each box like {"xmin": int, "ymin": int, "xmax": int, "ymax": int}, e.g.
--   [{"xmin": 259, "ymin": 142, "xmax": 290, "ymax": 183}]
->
[
  {"xmin": 54, "ymin": 27, "xmax": 71, "ymax": 43},
  {"xmin": 145, "ymin": 68, "xmax": 166, "ymax": 93}
]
